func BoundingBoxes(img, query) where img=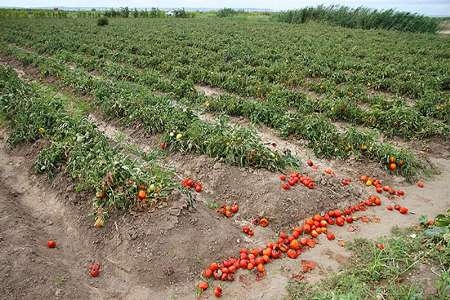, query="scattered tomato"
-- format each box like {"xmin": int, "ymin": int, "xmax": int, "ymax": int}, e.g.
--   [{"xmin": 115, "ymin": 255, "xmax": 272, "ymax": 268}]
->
[
  {"xmin": 259, "ymin": 217, "xmax": 269, "ymax": 227},
  {"xmin": 47, "ymin": 240, "xmax": 56, "ymax": 248},
  {"xmin": 89, "ymin": 262, "xmax": 101, "ymax": 278},
  {"xmin": 198, "ymin": 281, "xmax": 208, "ymax": 291},
  {"xmin": 326, "ymin": 233, "xmax": 335, "ymax": 240},
  {"xmin": 214, "ymin": 286, "xmax": 222, "ymax": 297}
]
